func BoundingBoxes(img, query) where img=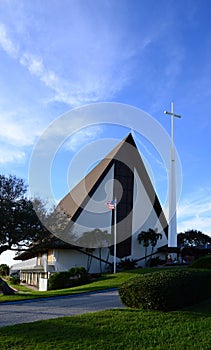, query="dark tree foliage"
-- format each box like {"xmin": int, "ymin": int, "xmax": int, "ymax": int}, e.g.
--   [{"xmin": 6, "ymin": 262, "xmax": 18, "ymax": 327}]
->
[
  {"xmin": 76, "ymin": 228, "xmax": 112, "ymax": 248},
  {"xmin": 77, "ymin": 229, "xmax": 112, "ymax": 273},
  {"xmin": 177, "ymin": 229, "xmax": 211, "ymax": 247},
  {"xmin": 0, "ymin": 174, "xmax": 49, "ymax": 256},
  {"xmin": 0, "ymin": 264, "xmax": 9, "ymax": 276},
  {"xmin": 137, "ymin": 228, "xmax": 162, "ymax": 266}
]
